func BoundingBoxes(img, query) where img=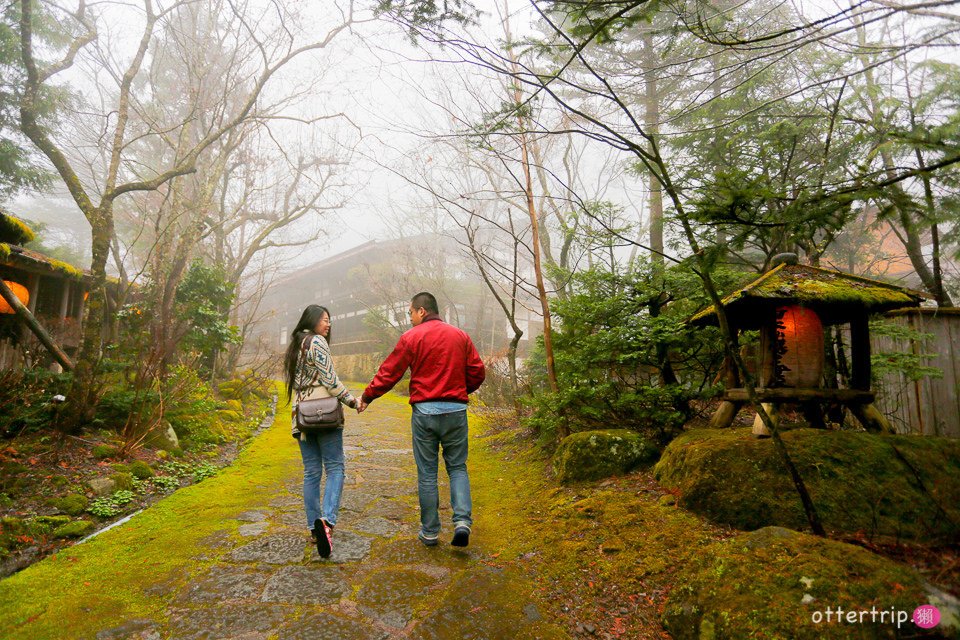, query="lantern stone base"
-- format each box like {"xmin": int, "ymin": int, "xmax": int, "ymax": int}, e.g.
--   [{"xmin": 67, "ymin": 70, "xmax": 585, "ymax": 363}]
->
[
  {"xmin": 711, "ymin": 389, "xmax": 895, "ymax": 434},
  {"xmin": 752, "ymin": 403, "xmax": 778, "ymax": 438}
]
